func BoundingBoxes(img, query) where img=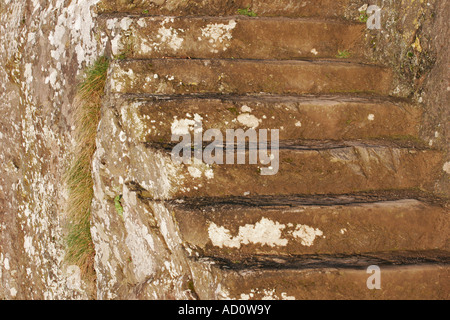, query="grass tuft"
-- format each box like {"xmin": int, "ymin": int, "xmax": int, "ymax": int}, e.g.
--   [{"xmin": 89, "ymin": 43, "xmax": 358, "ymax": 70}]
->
[{"xmin": 65, "ymin": 56, "xmax": 109, "ymax": 280}]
